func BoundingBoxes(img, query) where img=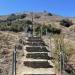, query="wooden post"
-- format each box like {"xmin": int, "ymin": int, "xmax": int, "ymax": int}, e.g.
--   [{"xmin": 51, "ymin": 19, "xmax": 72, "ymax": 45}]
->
[
  {"xmin": 14, "ymin": 46, "xmax": 16, "ymax": 75},
  {"xmin": 31, "ymin": 12, "xmax": 34, "ymax": 37},
  {"xmin": 49, "ymin": 33, "xmax": 52, "ymax": 57},
  {"xmin": 60, "ymin": 51, "xmax": 62, "ymax": 75},
  {"xmin": 46, "ymin": 28, "xmax": 47, "ymax": 36},
  {"xmin": 12, "ymin": 51, "xmax": 14, "ymax": 75},
  {"xmin": 12, "ymin": 46, "xmax": 16, "ymax": 75},
  {"xmin": 60, "ymin": 45, "xmax": 65, "ymax": 75},
  {"xmin": 40, "ymin": 25, "xmax": 42, "ymax": 37}
]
